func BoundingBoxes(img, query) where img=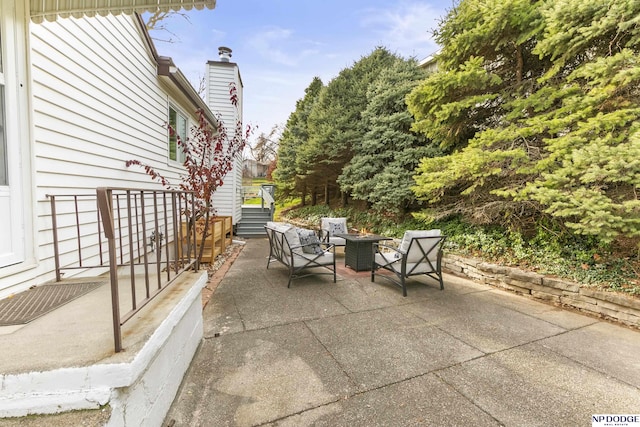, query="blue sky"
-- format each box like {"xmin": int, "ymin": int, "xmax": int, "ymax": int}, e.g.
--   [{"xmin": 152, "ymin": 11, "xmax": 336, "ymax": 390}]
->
[{"xmin": 148, "ymin": 0, "xmax": 452, "ymax": 141}]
